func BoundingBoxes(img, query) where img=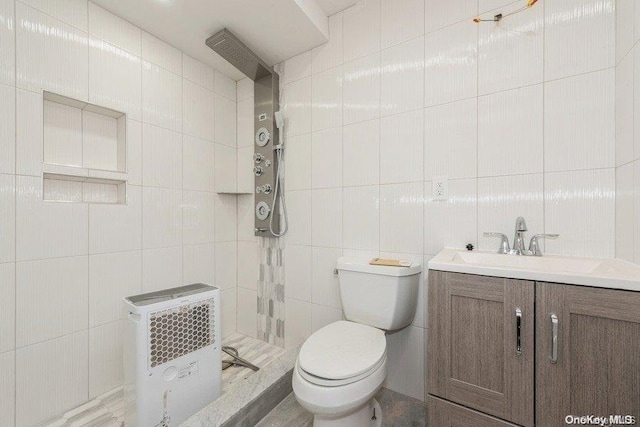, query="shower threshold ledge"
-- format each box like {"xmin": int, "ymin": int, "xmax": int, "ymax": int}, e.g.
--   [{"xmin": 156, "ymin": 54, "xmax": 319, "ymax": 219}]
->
[{"xmin": 40, "ymin": 334, "xmax": 292, "ymax": 427}]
